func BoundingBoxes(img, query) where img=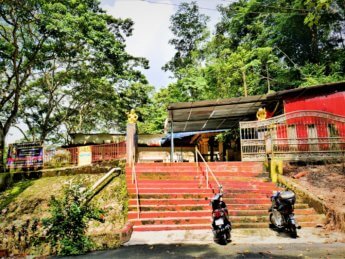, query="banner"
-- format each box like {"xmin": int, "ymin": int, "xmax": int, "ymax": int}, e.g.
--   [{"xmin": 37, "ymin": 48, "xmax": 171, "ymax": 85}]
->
[{"xmin": 7, "ymin": 142, "xmax": 43, "ymax": 170}]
